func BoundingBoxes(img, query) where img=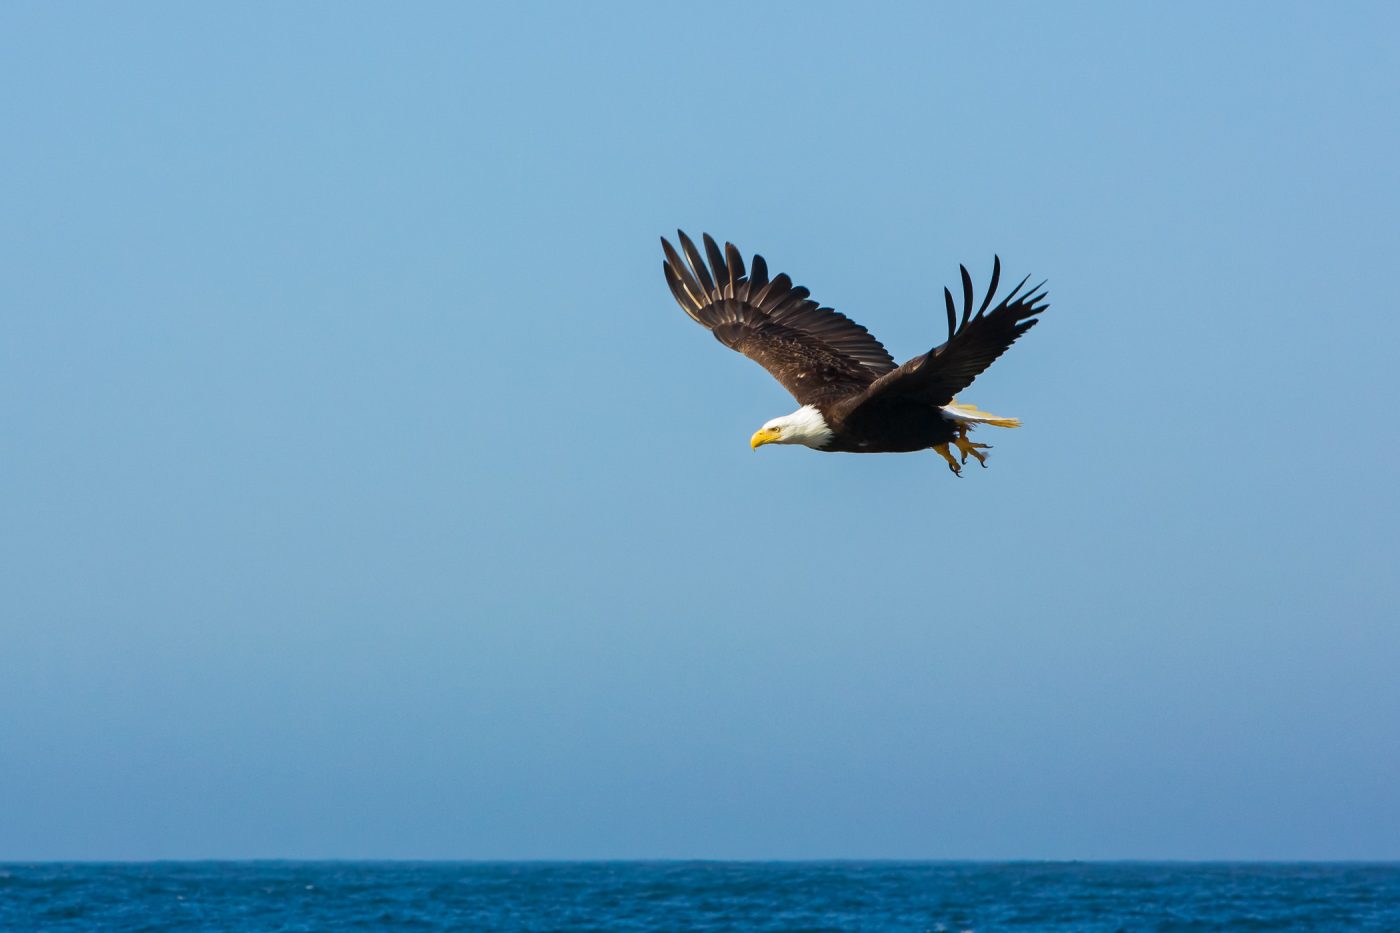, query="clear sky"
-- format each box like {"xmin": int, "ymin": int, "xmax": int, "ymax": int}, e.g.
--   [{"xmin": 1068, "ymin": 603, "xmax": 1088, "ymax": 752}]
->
[{"xmin": 3, "ymin": 2, "xmax": 1398, "ymax": 861}]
